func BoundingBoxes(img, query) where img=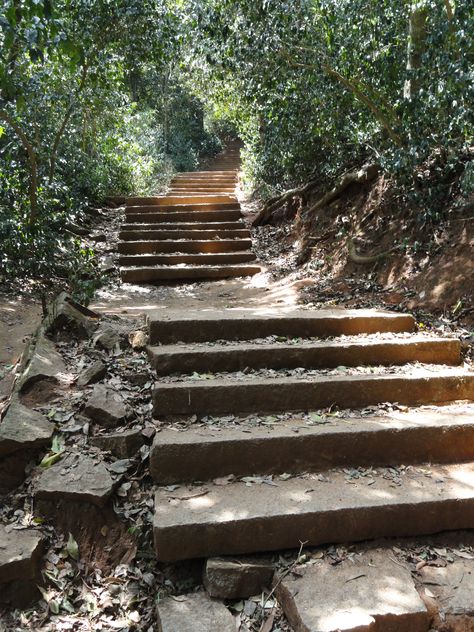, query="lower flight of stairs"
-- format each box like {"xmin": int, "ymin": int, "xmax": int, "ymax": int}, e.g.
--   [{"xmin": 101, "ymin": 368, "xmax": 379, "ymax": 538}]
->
[
  {"xmin": 116, "ymin": 147, "xmax": 261, "ymax": 283},
  {"xmin": 146, "ymin": 308, "xmax": 474, "ymax": 563}
]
